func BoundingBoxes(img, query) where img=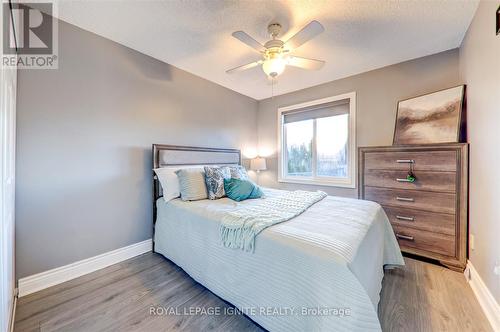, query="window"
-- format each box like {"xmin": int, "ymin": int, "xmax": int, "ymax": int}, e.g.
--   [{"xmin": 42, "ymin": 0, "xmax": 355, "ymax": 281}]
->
[{"xmin": 278, "ymin": 92, "xmax": 356, "ymax": 188}]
